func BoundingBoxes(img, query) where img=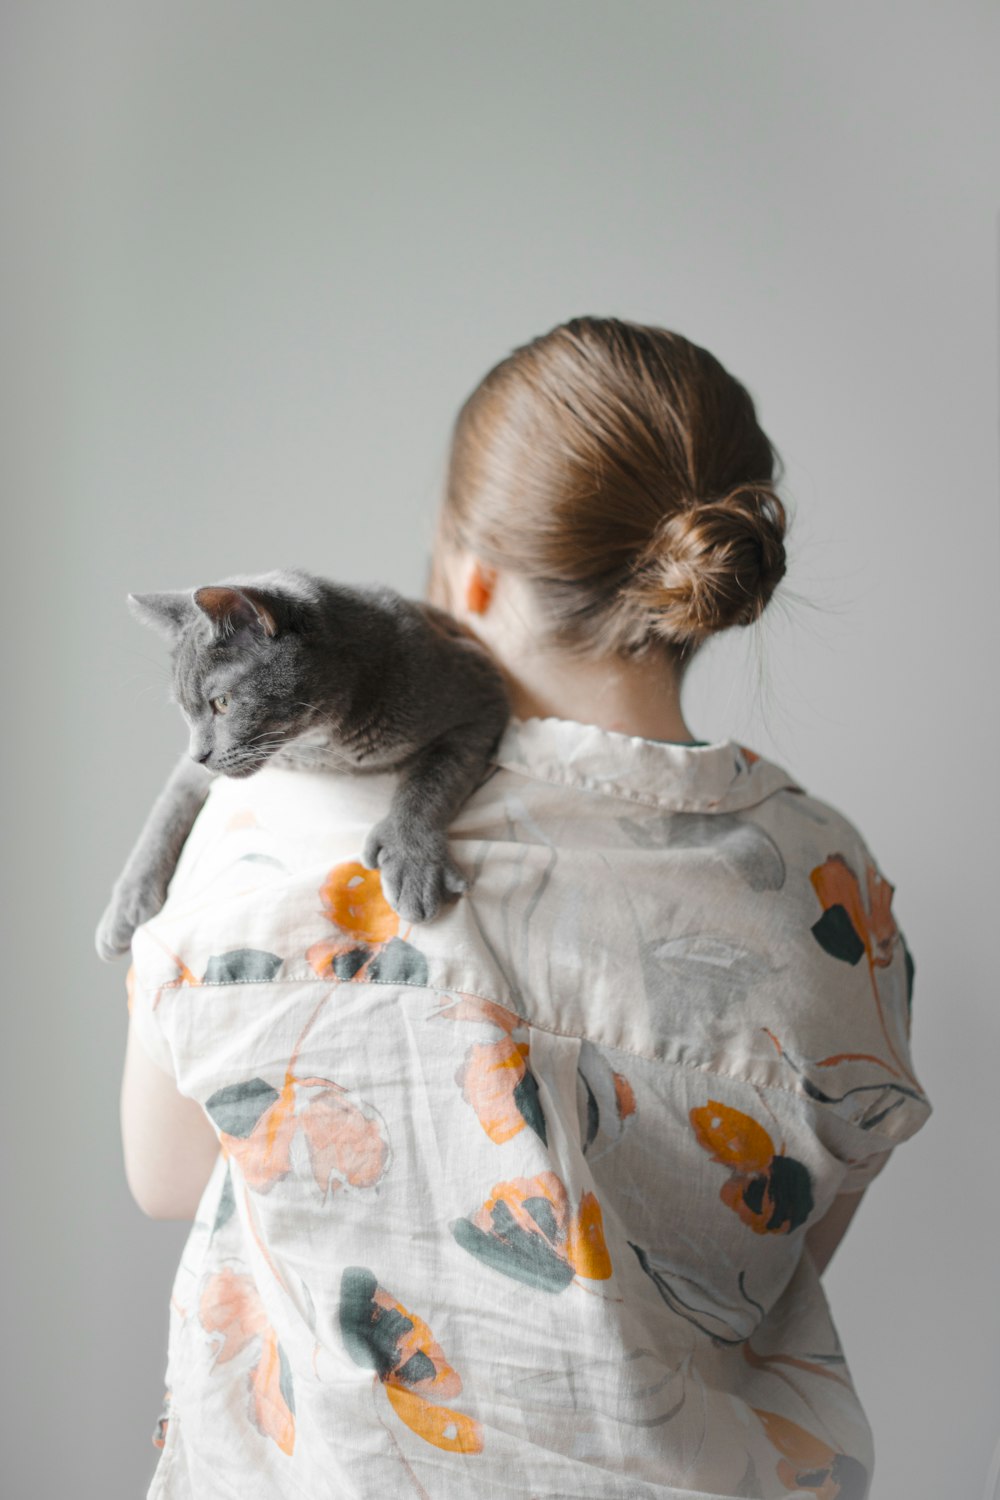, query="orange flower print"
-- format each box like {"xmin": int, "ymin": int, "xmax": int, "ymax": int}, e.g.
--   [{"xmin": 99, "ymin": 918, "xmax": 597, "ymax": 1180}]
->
[
  {"xmin": 320, "ymin": 860, "xmax": 399, "ymax": 943},
  {"xmin": 340, "ymin": 1268, "xmax": 483, "ymax": 1455},
  {"xmin": 690, "ymin": 1101, "xmax": 814, "ymax": 1235},
  {"xmin": 578, "ymin": 1041, "xmax": 637, "ymax": 1158},
  {"xmin": 451, "ymin": 1172, "xmax": 612, "ymax": 1291},
  {"xmin": 306, "ymin": 859, "xmax": 428, "ymax": 987},
  {"xmin": 435, "ymin": 993, "xmax": 547, "ymax": 1145},
  {"xmin": 810, "ymin": 853, "xmax": 919, "ymax": 1086},
  {"xmin": 754, "ymin": 1409, "xmax": 867, "ymax": 1498},
  {"xmin": 200, "ymin": 1268, "xmax": 296, "ymax": 1456},
  {"xmin": 435, "ymin": 993, "xmax": 524, "ymax": 1033},
  {"xmin": 810, "ymin": 854, "xmax": 897, "ymax": 970},
  {"xmin": 456, "ymin": 1037, "xmax": 546, "ymax": 1145},
  {"xmin": 206, "ymin": 1072, "xmax": 391, "ymax": 1199},
  {"xmin": 613, "ymin": 1072, "xmax": 638, "ymax": 1120}
]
